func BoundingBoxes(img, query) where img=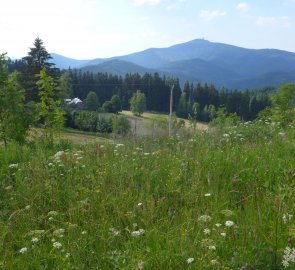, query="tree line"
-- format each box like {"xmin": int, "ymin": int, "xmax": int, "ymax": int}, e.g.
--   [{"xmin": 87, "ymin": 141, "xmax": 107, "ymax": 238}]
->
[{"xmin": 7, "ymin": 37, "xmax": 273, "ymax": 125}]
